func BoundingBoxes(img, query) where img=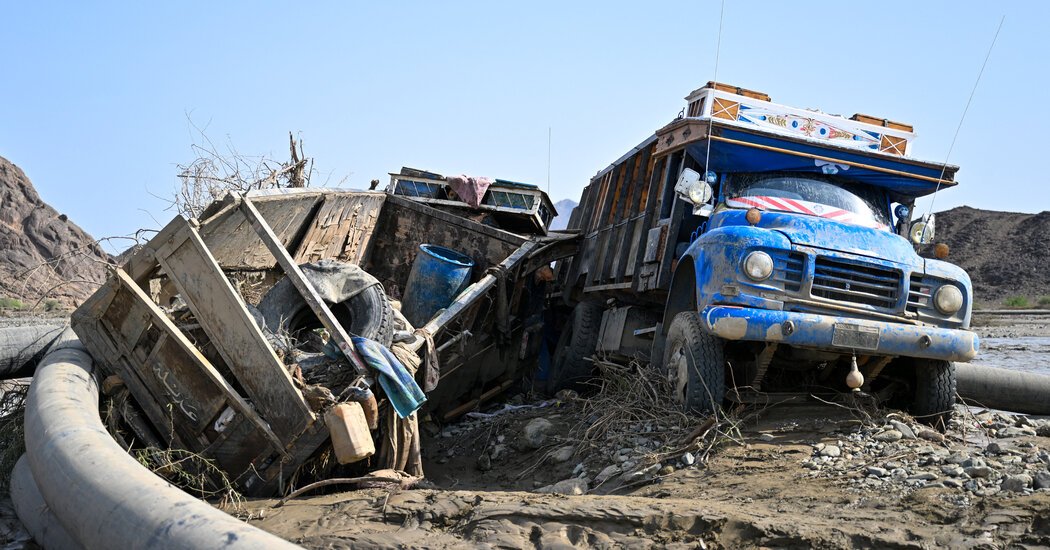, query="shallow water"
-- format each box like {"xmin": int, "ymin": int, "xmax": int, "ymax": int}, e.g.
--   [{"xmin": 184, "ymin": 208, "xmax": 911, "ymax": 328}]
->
[{"xmin": 973, "ymin": 337, "xmax": 1050, "ymax": 377}]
